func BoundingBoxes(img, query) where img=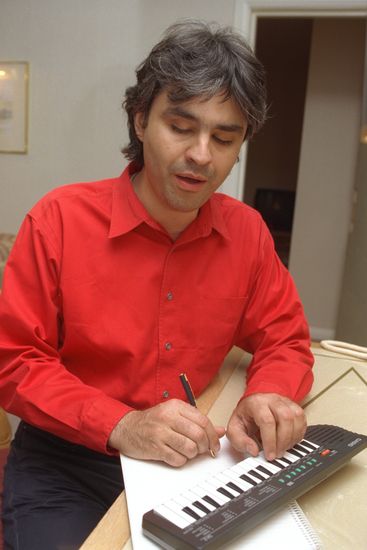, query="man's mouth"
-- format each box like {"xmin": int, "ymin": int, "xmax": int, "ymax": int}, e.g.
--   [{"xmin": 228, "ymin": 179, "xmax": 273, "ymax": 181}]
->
[{"xmin": 175, "ymin": 173, "xmax": 207, "ymax": 186}]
